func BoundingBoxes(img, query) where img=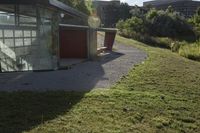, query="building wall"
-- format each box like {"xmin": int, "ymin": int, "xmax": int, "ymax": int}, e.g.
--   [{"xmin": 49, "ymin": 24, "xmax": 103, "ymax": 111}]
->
[
  {"xmin": 0, "ymin": 4, "xmax": 58, "ymax": 72},
  {"xmin": 144, "ymin": 0, "xmax": 191, "ymax": 6},
  {"xmin": 144, "ymin": 0, "xmax": 200, "ymax": 18}
]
